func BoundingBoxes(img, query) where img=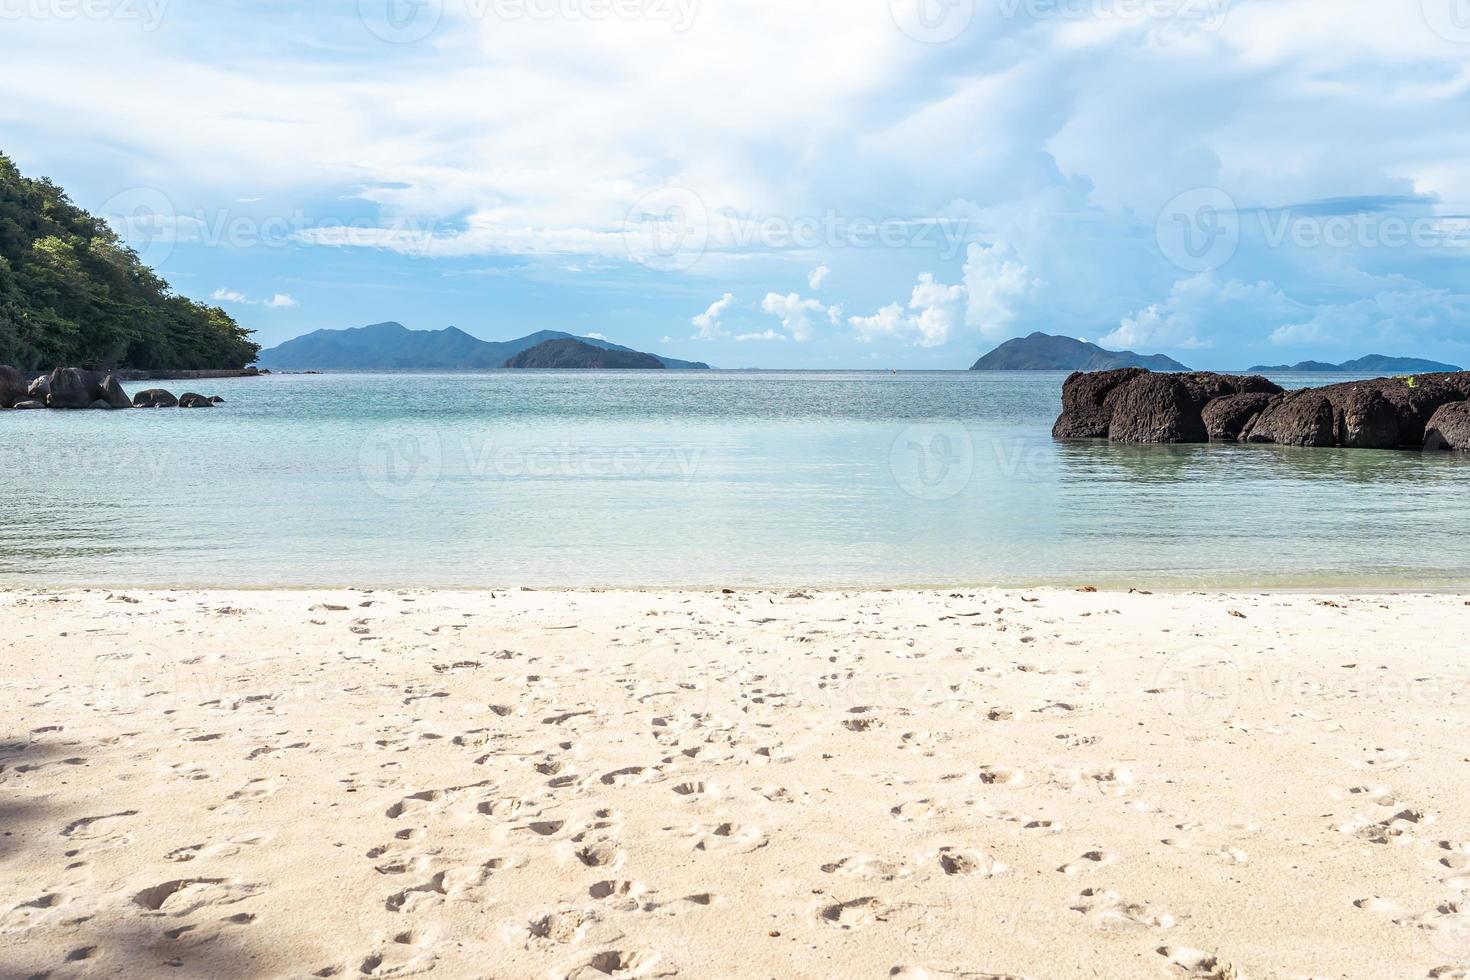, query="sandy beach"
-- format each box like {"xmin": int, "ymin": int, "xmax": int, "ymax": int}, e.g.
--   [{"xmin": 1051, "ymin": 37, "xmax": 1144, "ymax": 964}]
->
[{"xmin": 2, "ymin": 587, "xmax": 1467, "ymax": 979}]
